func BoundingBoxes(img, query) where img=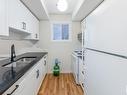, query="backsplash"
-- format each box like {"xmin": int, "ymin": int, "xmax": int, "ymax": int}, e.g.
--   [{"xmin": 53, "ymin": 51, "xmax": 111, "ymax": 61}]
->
[
  {"xmin": 0, "ymin": 27, "xmax": 40, "ymax": 55},
  {"xmin": 0, "ymin": 39, "xmax": 36, "ymax": 55}
]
